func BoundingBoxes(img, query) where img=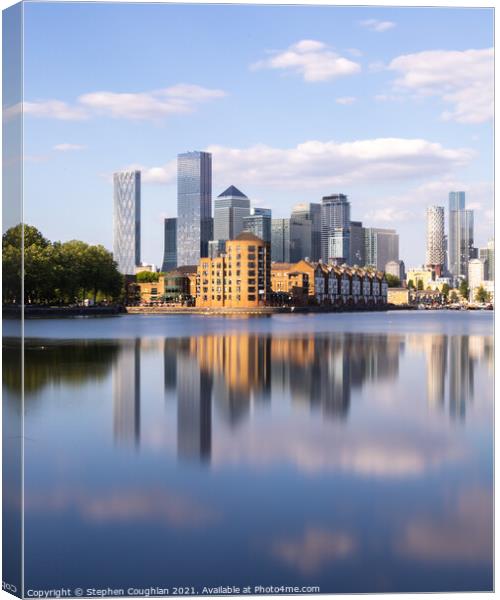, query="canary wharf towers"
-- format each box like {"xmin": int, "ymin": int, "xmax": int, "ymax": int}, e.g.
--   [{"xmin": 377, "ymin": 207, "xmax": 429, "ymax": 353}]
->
[
  {"xmin": 177, "ymin": 151, "xmax": 213, "ymax": 266},
  {"xmin": 113, "ymin": 170, "xmax": 141, "ymax": 275}
]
